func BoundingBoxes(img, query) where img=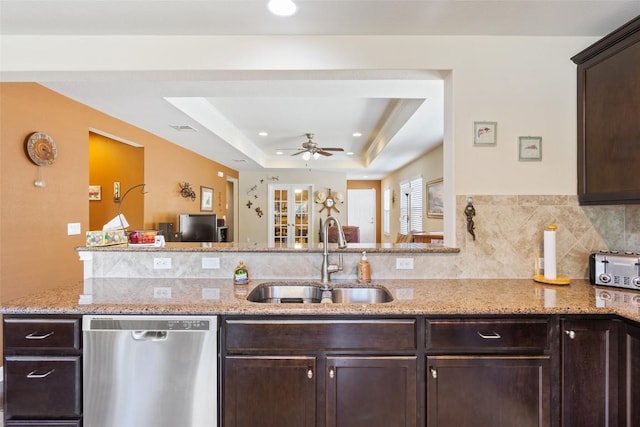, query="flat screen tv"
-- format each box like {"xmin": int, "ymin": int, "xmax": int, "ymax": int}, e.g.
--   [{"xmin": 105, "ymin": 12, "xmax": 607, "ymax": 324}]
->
[{"xmin": 179, "ymin": 214, "xmax": 217, "ymax": 242}]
